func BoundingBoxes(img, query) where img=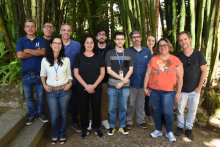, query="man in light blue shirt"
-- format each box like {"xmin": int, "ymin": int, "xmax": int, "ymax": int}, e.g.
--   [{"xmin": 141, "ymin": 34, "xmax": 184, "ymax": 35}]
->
[{"xmin": 60, "ymin": 24, "xmax": 81, "ymax": 132}]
